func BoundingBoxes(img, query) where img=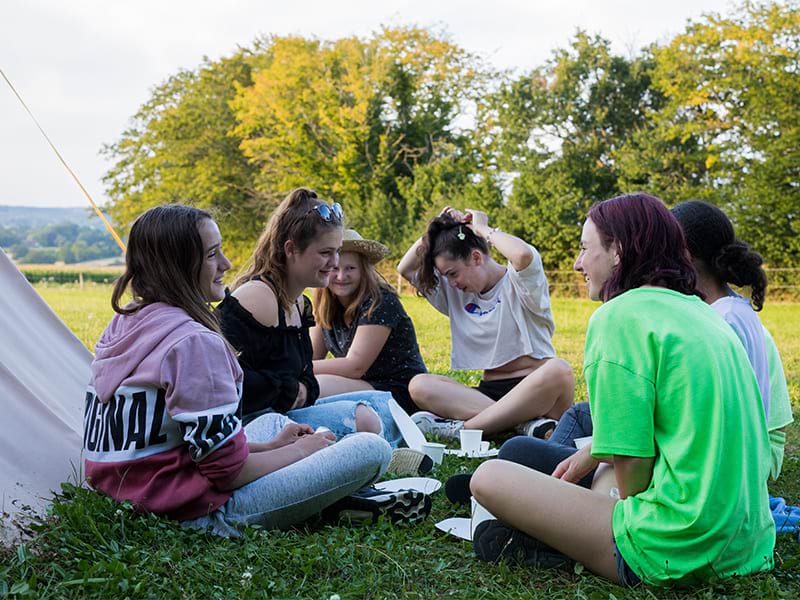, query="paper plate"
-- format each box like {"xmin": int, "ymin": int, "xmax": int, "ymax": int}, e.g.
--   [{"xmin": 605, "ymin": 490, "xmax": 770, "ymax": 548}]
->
[
  {"xmin": 434, "ymin": 517, "xmax": 472, "ymax": 541},
  {"xmin": 388, "ymin": 398, "xmax": 427, "ymax": 451},
  {"xmin": 443, "ymin": 448, "xmax": 499, "ymax": 459},
  {"xmin": 374, "ymin": 477, "xmax": 442, "ymax": 495}
]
